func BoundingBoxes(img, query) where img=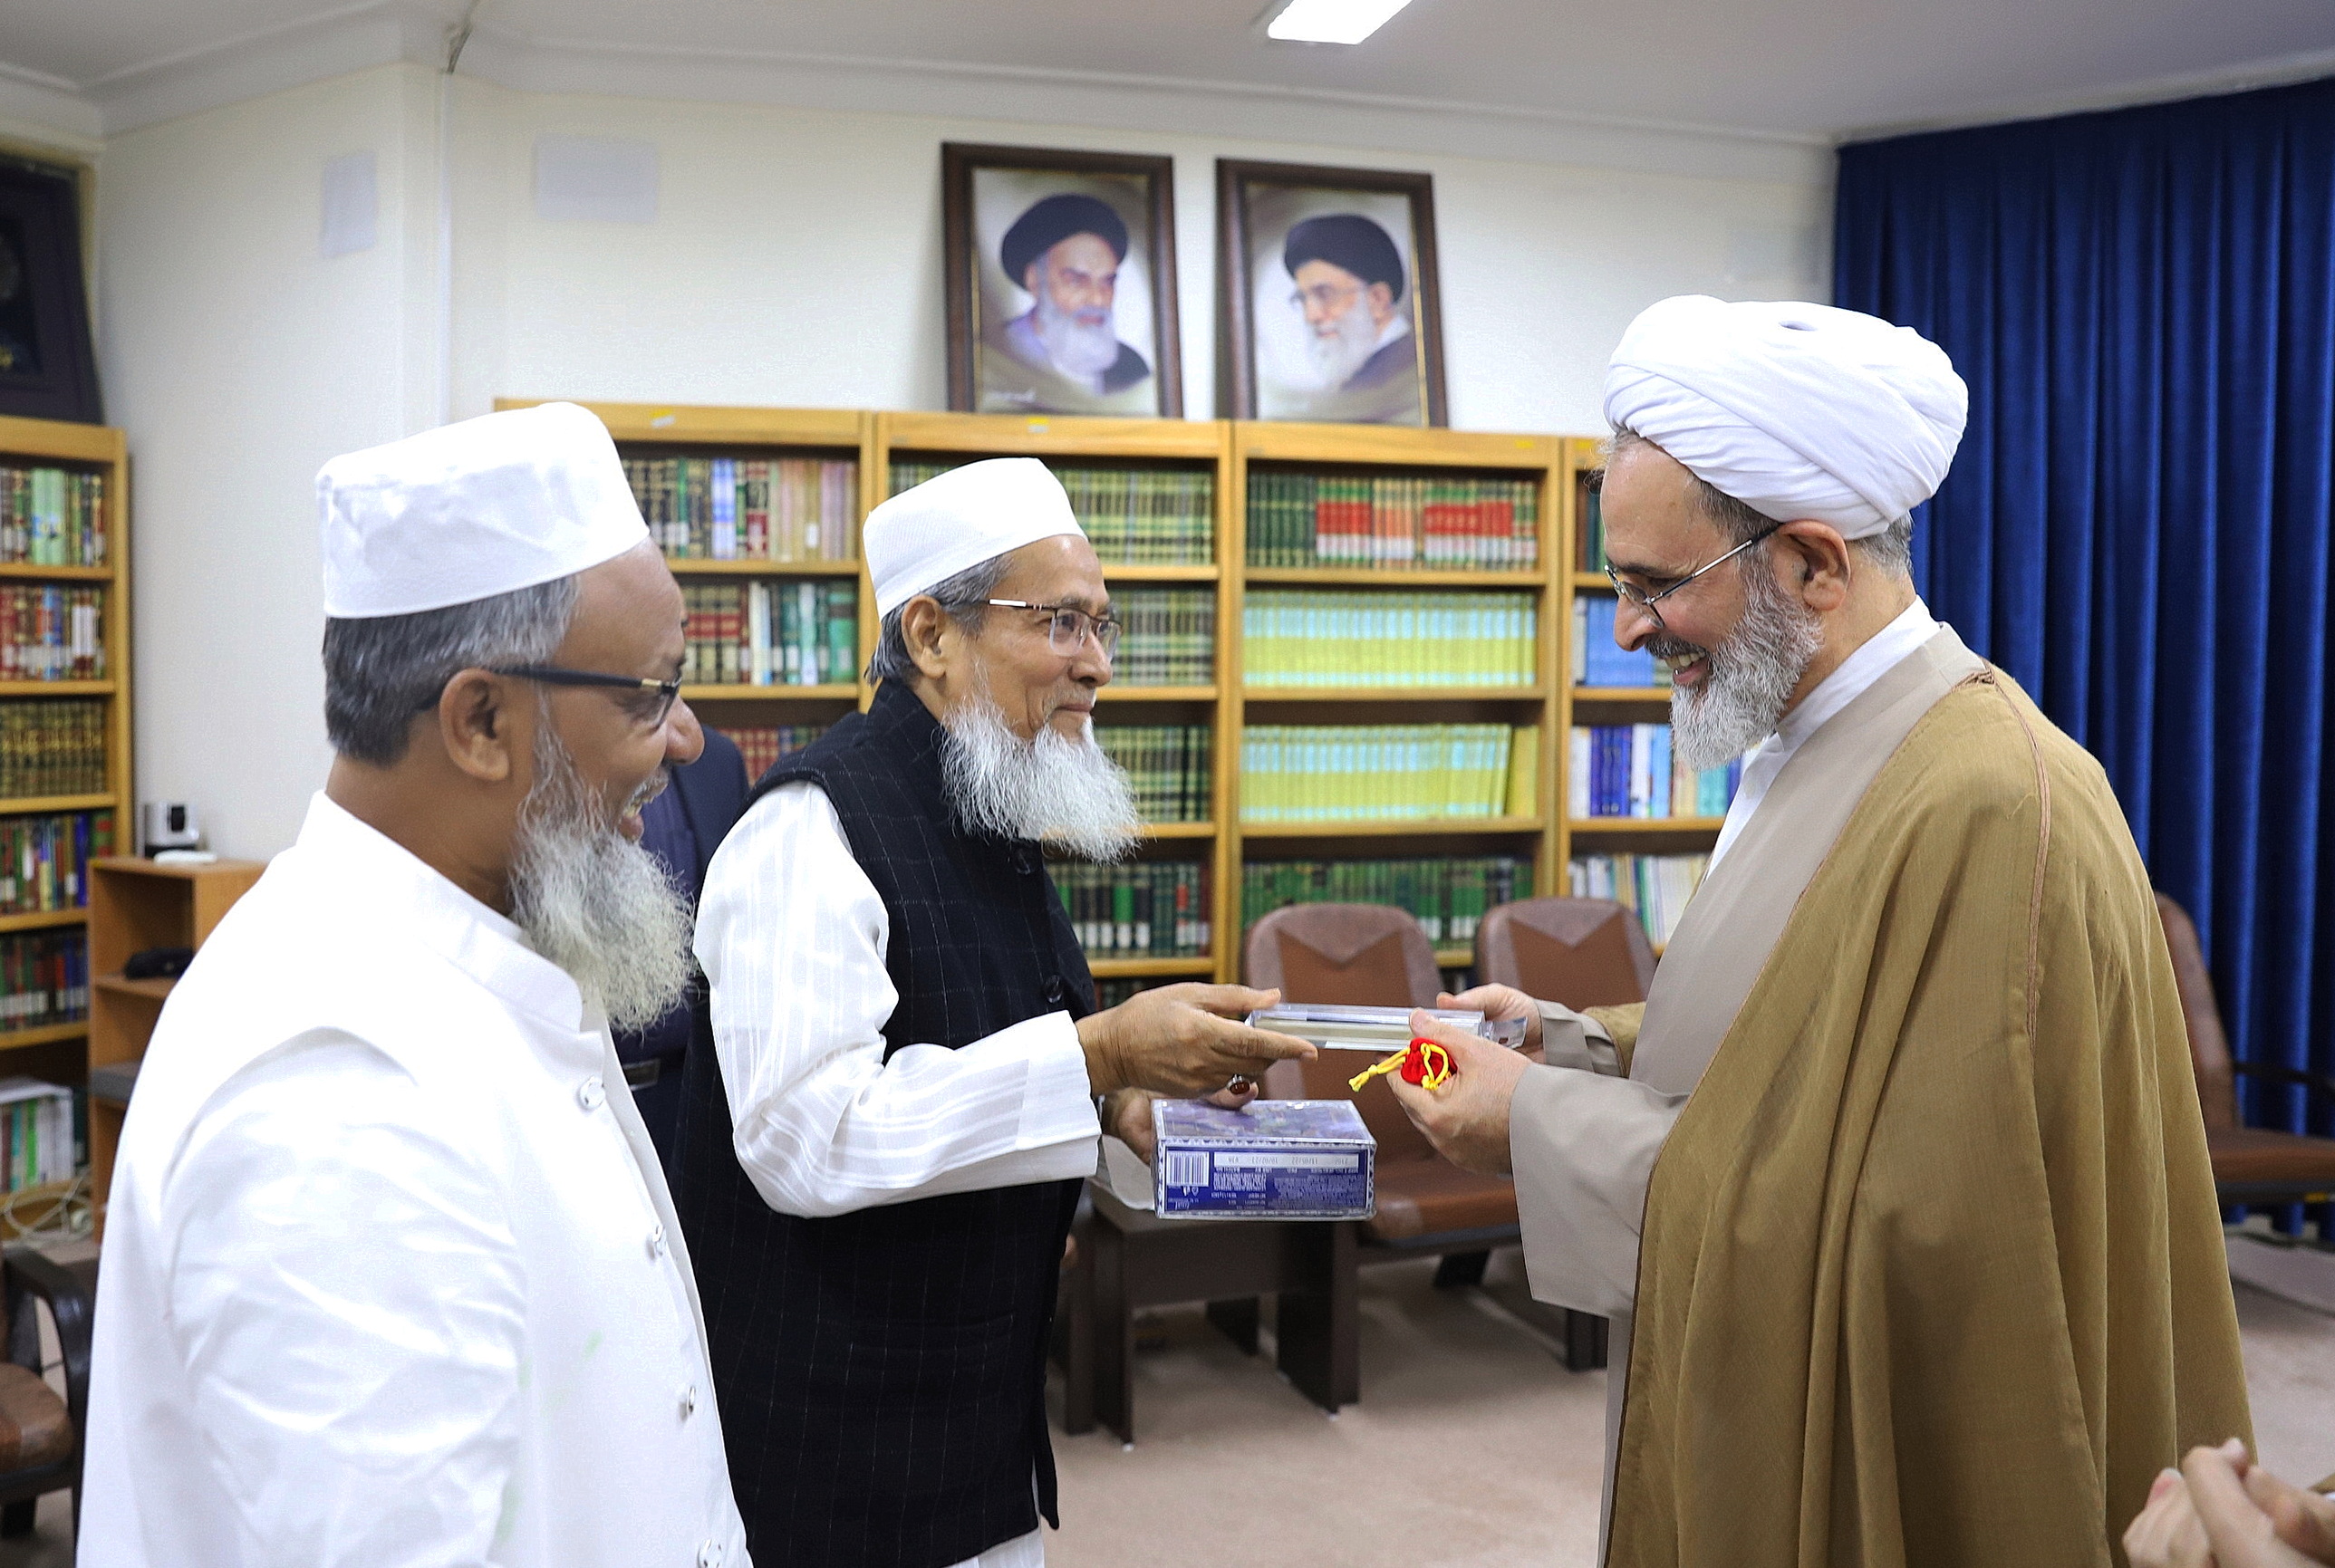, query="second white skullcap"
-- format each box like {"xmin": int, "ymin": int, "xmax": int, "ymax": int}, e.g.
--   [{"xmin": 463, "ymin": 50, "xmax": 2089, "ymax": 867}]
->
[
  {"xmin": 318, "ymin": 401, "xmax": 649, "ymax": 619},
  {"xmin": 866, "ymin": 458, "xmax": 1087, "ymax": 619},
  {"xmin": 1603, "ymin": 296, "xmax": 1967, "ymax": 539}
]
